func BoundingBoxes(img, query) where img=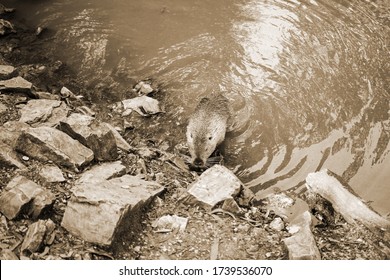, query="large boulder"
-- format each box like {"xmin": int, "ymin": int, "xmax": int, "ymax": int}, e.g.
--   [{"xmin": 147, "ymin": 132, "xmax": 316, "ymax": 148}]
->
[
  {"xmin": 16, "ymin": 126, "xmax": 94, "ymax": 171},
  {"xmin": 61, "ymin": 174, "xmax": 164, "ymax": 246}
]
